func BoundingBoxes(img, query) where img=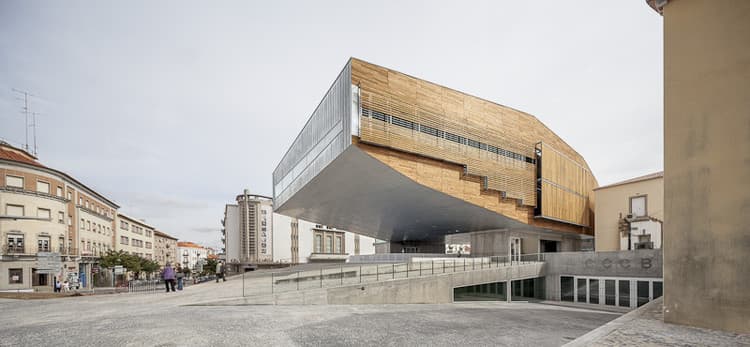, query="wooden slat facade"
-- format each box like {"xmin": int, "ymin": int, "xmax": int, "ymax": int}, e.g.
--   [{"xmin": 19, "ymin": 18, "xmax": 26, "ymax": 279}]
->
[{"xmin": 350, "ymin": 58, "xmax": 597, "ymax": 233}]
